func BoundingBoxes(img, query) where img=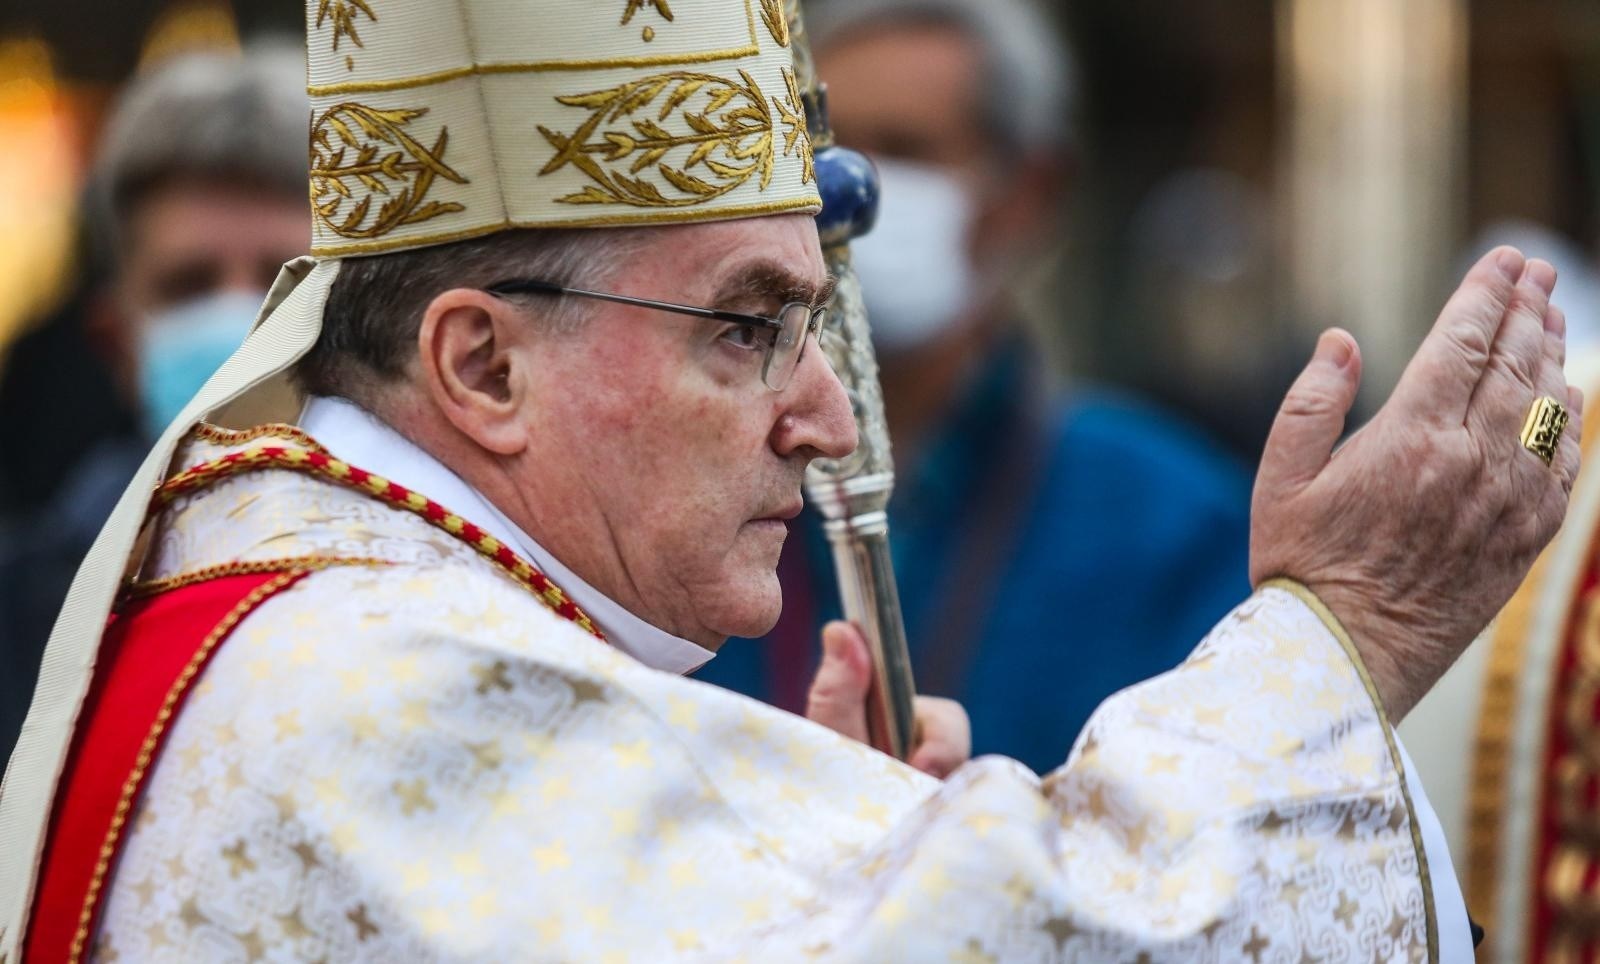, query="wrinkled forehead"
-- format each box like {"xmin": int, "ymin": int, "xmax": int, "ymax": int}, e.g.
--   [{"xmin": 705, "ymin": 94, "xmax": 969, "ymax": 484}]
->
[{"xmin": 630, "ymin": 214, "xmax": 831, "ymax": 303}]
